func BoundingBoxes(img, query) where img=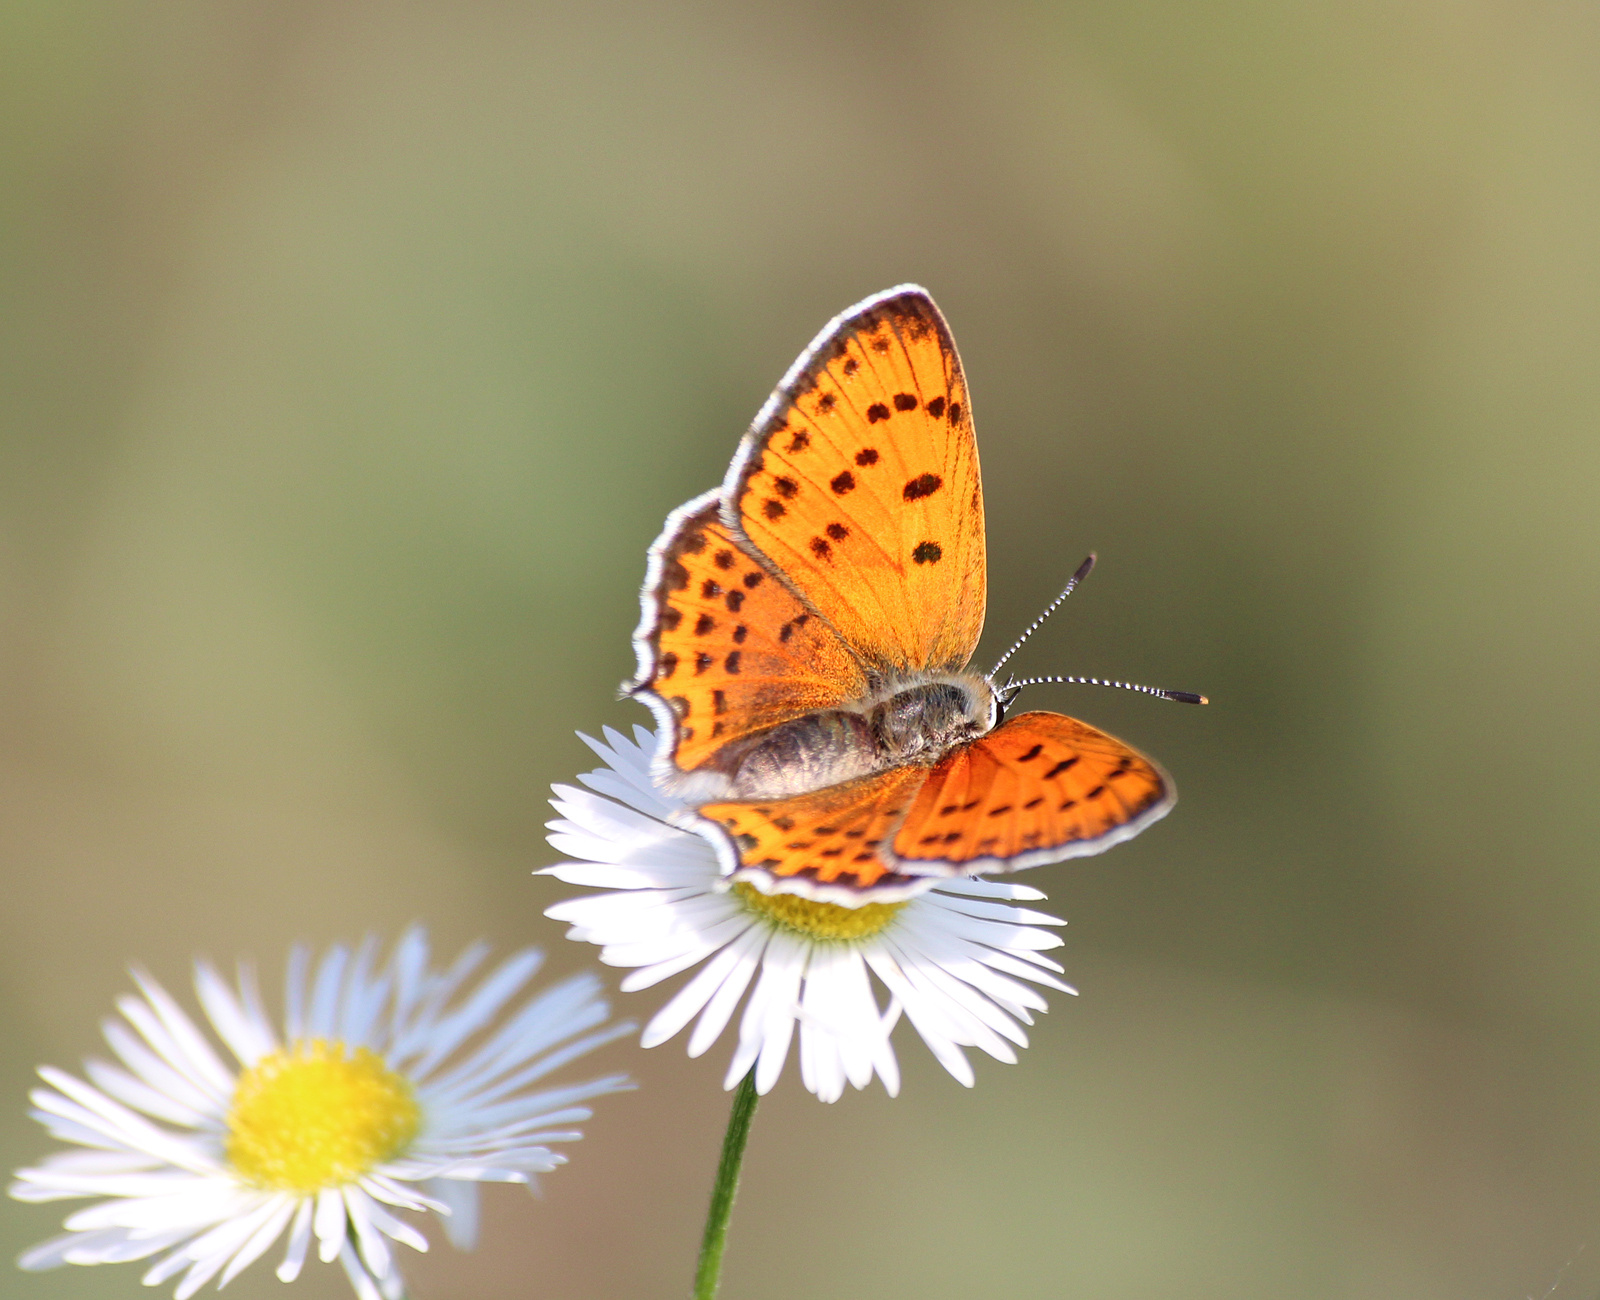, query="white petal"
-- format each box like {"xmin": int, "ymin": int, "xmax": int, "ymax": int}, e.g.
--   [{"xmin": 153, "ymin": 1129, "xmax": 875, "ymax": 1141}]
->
[
  {"xmin": 387, "ymin": 927, "xmax": 431, "ymax": 1032},
  {"xmin": 422, "ymin": 972, "xmax": 606, "ymax": 1103},
  {"xmin": 113, "ymin": 993, "xmax": 229, "ymax": 1107},
  {"xmin": 276, "ymin": 1198, "xmax": 314, "ymax": 1282},
  {"xmin": 100, "ymin": 1020, "xmax": 216, "ymax": 1117},
  {"xmin": 82, "ymin": 1059, "xmax": 208, "ymax": 1128},
  {"xmin": 343, "ymin": 1185, "xmax": 393, "ymax": 1281},
  {"xmin": 740, "ymin": 935, "xmax": 807, "ymax": 1095},
  {"xmin": 348, "ymin": 1183, "xmax": 428, "ymax": 1258},
  {"xmin": 337, "ymin": 1240, "xmax": 384, "ymax": 1300},
  {"xmin": 31, "ymin": 1069, "xmax": 216, "ymax": 1173},
  {"xmin": 219, "ymin": 1195, "xmax": 297, "ymax": 1287},
  {"xmin": 170, "ymin": 1196, "xmax": 282, "ymax": 1299},
  {"xmin": 641, "ymin": 931, "xmax": 754, "ymax": 1048},
  {"xmin": 123, "ymin": 971, "xmax": 236, "ymax": 1100},
  {"xmin": 687, "ymin": 932, "xmax": 765, "ymax": 1058},
  {"xmin": 306, "ymin": 944, "xmax": 349, "ymax": 1040},
  {"xmin": 425, "ymin": 1177, "xmax": 480, "ymax": 1250},
  {"xmin": 337, "ymin": 936, "xmax": 386, "ymax": 1046},
  {"xmin": 314, "ymin": 1186, "xmax": 346, "ymax": 1263},
  {"xmin": 405, "ymin": 949, "xmax": 544, "ymax": 1081},
  {"xmin": 284, "ymin": 943, "xmax": 310, "ymax": 1042},
  {"xmin": 20, "ymin": 1227, "xmax": 186, "ymax": 1270},
  {"xmin": 358, "ymin": 1173, "xmax": 449, "ymax": 1216},
  {"xmin": 193, "ymin": 962, "xmax": 274, "ymax": 1069}
]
